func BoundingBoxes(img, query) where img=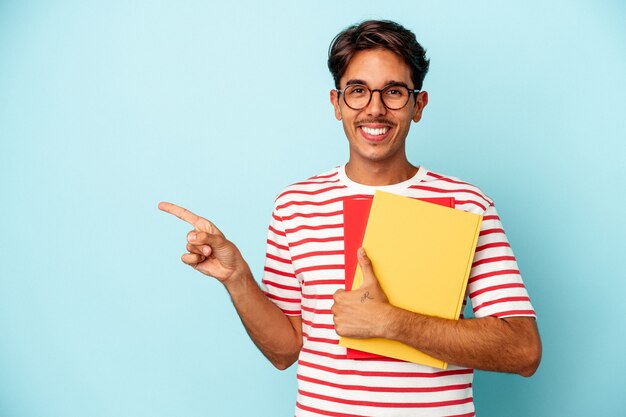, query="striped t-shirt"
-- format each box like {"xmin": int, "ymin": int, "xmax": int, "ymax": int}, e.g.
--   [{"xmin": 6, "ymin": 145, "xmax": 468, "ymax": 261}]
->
[{"xmin": 261, "ymin": 165, "xmax": 535, "ymax": 417}]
